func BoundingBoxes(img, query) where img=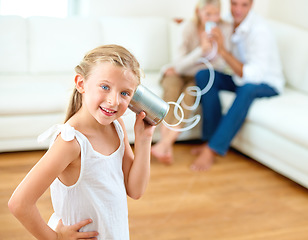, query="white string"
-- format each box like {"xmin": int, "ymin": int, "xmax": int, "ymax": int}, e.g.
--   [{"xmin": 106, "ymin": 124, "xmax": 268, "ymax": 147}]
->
[
  {"xmin": 178, "ymin": 86, "xmax": 201, "ymax": 111},
  {"xmin": 163, "ymin": 114, "xmax": 201, "ymax": 132},
  {"xmin": 203, "ymin": 41, "xmax": 217, "ymax": 61},
  {"xmin": 125, "ymin": 40, "xmax": 217, "ymax": 131},
  {"xmin": 162, "ymin": 101, "xmax": 184, "ymax": 127},
  {"xmin": 162, "ymin": 45, "xmax": 217, "ymax": 132}
]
